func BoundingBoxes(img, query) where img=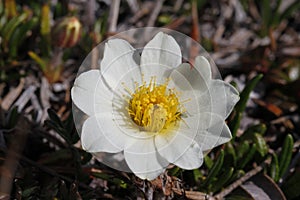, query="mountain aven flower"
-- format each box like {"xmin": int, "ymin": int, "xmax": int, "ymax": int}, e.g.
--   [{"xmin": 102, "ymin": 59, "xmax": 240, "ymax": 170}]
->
[{"xmin": 71, "ymin": 32, "xmax": 239, "ymax": 180}]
